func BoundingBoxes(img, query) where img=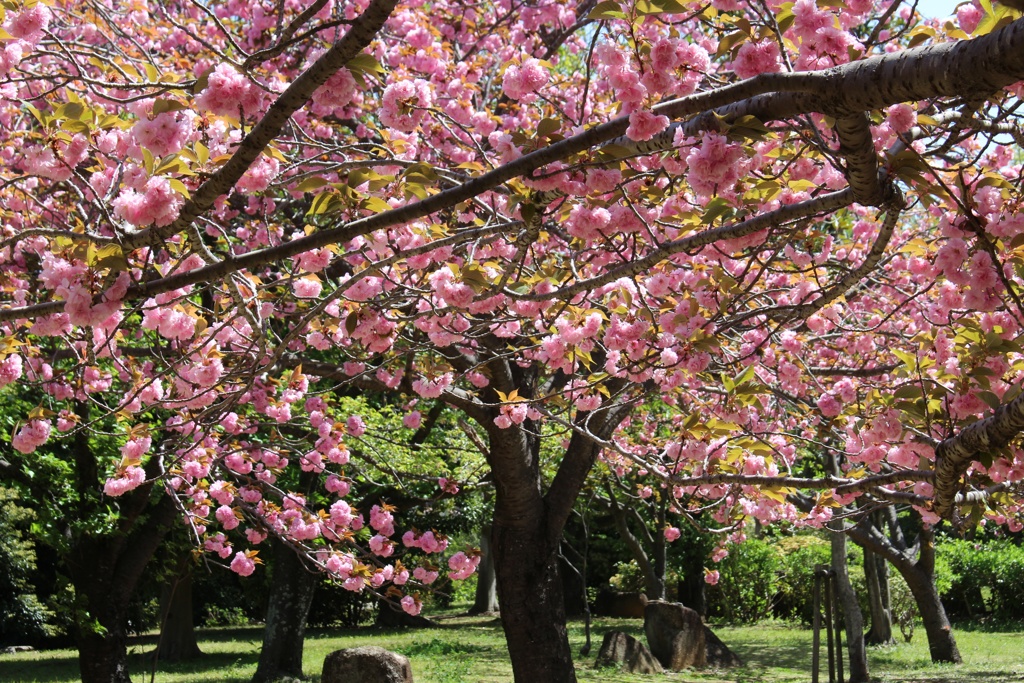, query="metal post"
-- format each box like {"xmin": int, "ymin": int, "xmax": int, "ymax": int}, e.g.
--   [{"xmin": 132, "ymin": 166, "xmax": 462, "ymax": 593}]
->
[
  {"xmin": 824, "ymin": 570, "xmax": 836, "ymax": 683},
  {"xmin": 812, "ymin": 568, "xmax": 822, "ymax": 683},
  {"xmin": 834, "ymin": 569, "xmax": 844, "ymax": 683}
]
